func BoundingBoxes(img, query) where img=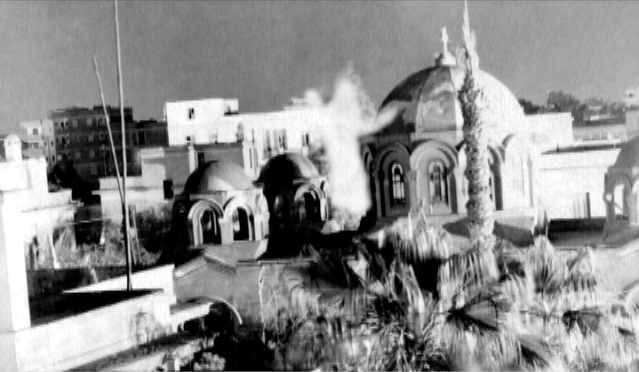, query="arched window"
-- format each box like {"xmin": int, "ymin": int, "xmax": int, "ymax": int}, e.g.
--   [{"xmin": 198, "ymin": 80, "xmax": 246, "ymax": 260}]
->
[
  {"xmin": 429, "ymin": 161, "xmax": 448, "ymax": 204},
  {"xmin": 232, "ymin": 207, "xmax": 250, "ymax": 241},
  {"xmin": 390, "ymin": 163, "xmax": 405, "ymax": 205},
  {"xmin": 302, "ymin": 191, "xmax": 320, "ymax": 222},
  {"xmin": 201, "ymin": 209, "xmax": 221, "ymax": 244}
]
